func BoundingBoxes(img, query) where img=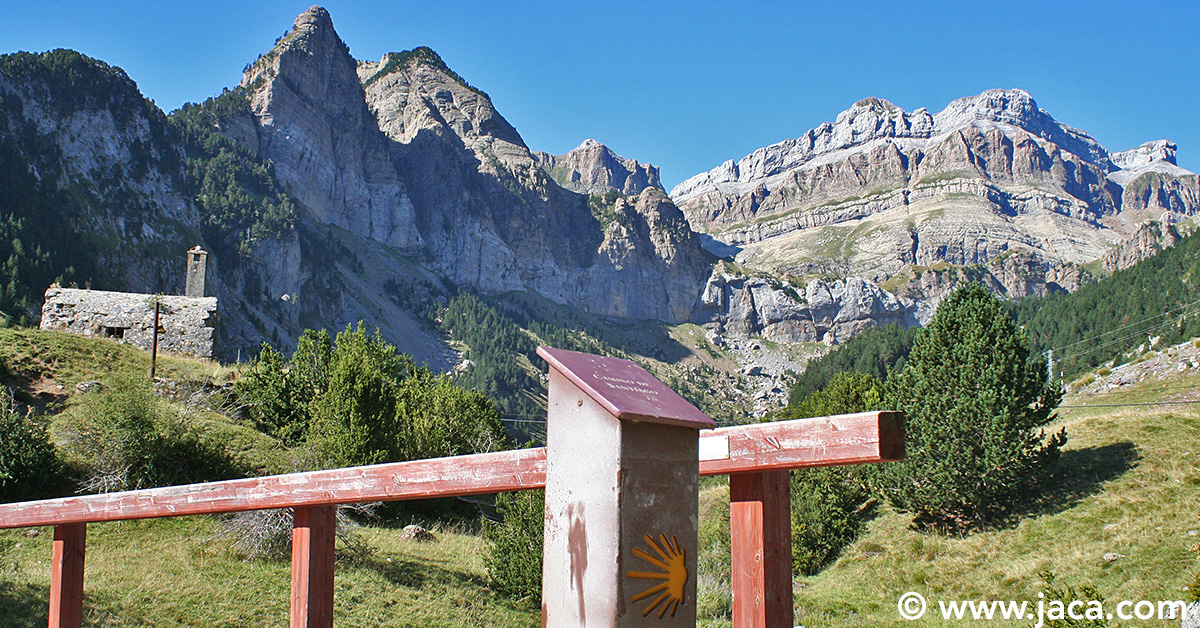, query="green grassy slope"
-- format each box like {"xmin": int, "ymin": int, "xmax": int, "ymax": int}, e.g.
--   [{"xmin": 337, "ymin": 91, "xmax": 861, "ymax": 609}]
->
[
  {"xmin": 2, "ymin": 330, "xmax": 1198, "ymax": 628},
  {"xmin": 0, "ymin": 519, "xmax": 537, "ymax": 628}
]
